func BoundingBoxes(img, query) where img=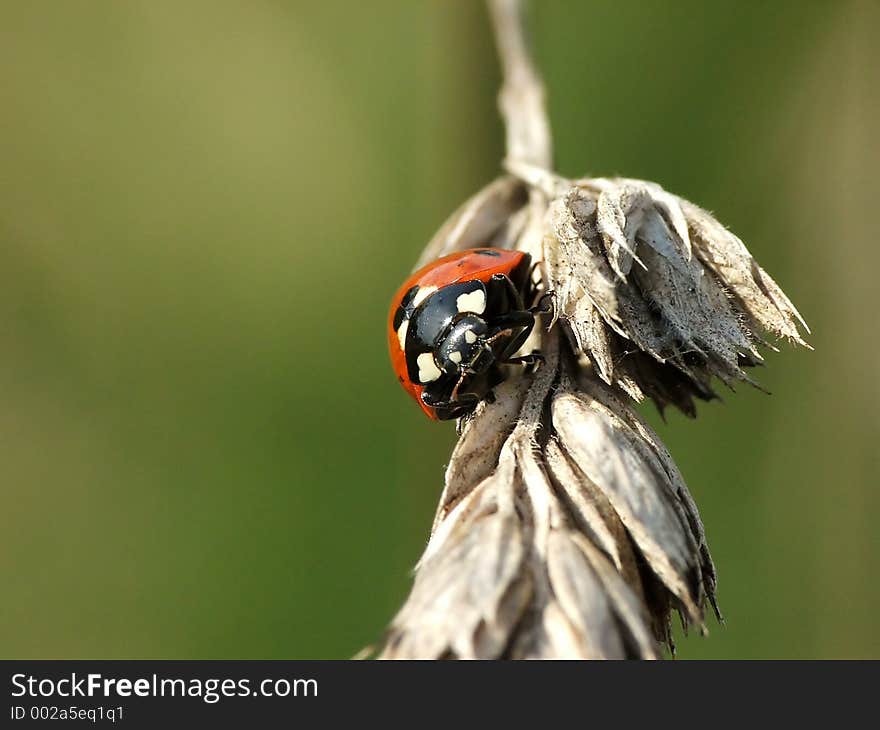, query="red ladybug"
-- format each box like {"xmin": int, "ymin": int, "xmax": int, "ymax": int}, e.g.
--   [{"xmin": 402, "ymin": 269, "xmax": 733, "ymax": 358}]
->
[{"xmin": 388, "ymin": 248, "xmax": 545, "ymax": 420}]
